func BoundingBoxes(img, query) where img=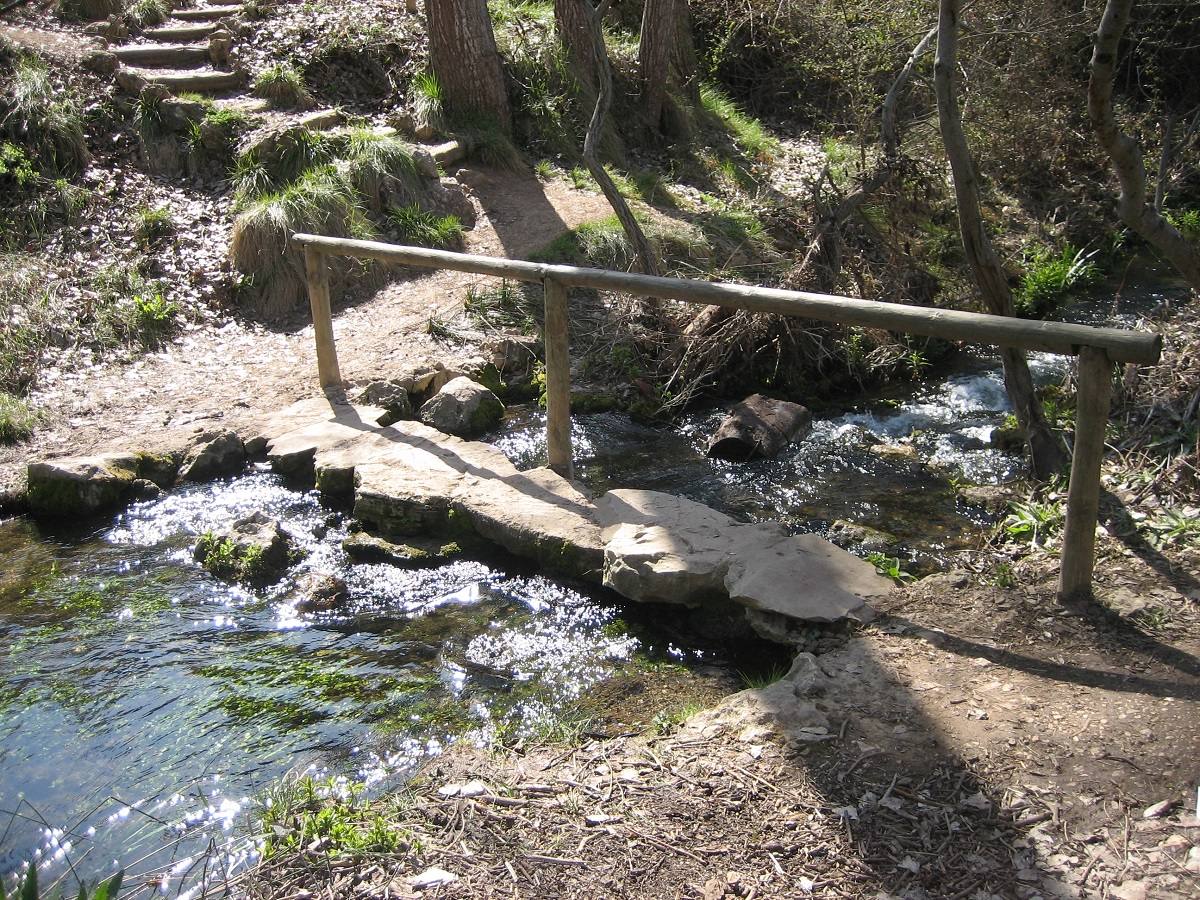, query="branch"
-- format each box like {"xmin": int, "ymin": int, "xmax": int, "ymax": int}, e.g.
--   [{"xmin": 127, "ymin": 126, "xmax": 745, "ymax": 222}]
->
[{"xmin": 1088, "ymin": 0, "xmax": 1200, "ymax": 289}]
